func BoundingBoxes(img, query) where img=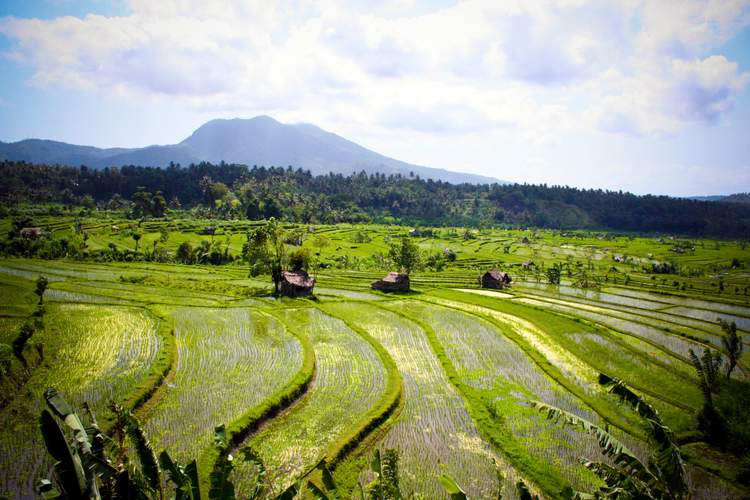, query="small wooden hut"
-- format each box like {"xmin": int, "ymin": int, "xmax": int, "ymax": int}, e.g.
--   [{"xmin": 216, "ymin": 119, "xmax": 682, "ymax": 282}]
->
[
  {"xmin": 20, "ymin": 227, "xmax": 42, "ymax": 239},
  {"xmin": 481, "ymin": 268, "xmax": 512, "ymax": 289},
  {"xmin": 371, "ymin": 272, "xmax": 410, "ymax": 292},
  {"xmin": 280, "ymin": 270, "xmax": 315, "ymax": 297}
]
